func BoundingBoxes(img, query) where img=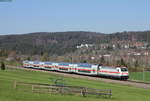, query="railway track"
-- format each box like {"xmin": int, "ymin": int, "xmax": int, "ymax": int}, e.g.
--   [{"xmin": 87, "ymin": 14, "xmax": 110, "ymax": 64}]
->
[
  {"xmin": 127, "ymin": 79, "xmax": 150, "ymax": 85},
  {"xmin": 6, "ymin": 65, "xmax": 150, "ymax": 89}
]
